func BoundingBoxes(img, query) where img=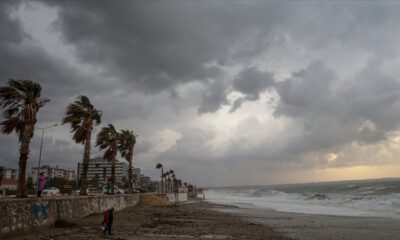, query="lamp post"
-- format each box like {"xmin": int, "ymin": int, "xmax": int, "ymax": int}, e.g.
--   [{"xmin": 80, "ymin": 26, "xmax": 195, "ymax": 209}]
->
[{"xmin": 35, "ymin": 124, "xmax": 58, "ymax": 196}]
